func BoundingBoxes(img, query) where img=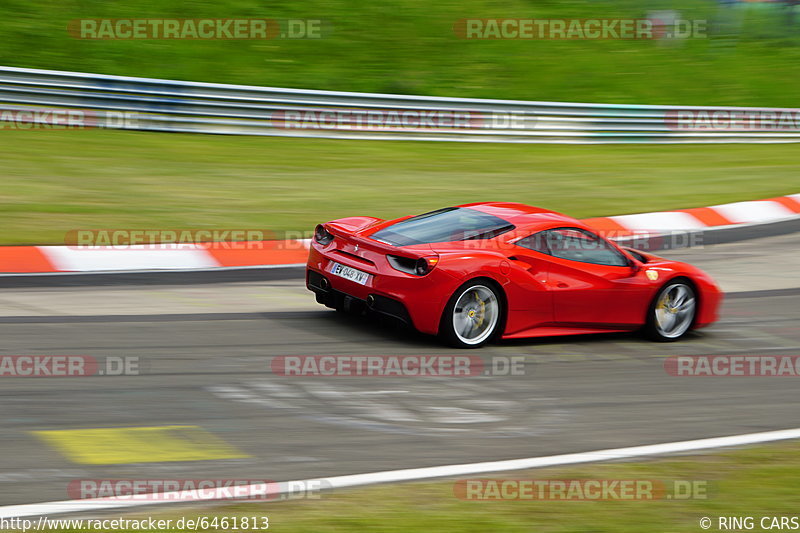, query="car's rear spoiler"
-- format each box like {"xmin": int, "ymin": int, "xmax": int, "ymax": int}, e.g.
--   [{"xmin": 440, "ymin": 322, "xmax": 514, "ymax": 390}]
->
[{"xmin": 324, "ymin": 219, "xmax": 433, "ymax": 259}]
